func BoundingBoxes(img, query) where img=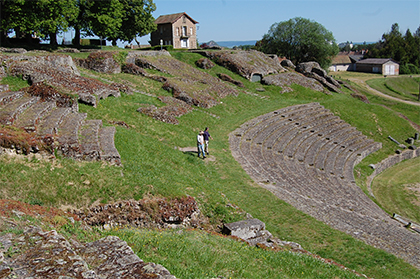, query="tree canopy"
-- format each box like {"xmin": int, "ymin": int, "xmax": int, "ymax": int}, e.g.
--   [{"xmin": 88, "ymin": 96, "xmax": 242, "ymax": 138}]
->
[
  {"xmin": 1, "ymin": 0, "xmax": 156, "ymax": 46},
  {"xmin": 257, "ymin": 17, "xmax": 339, "ymax": 69},
  {"xmin": 365, "ymin": 23, "xmax": 420, "ymax": 74}
]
